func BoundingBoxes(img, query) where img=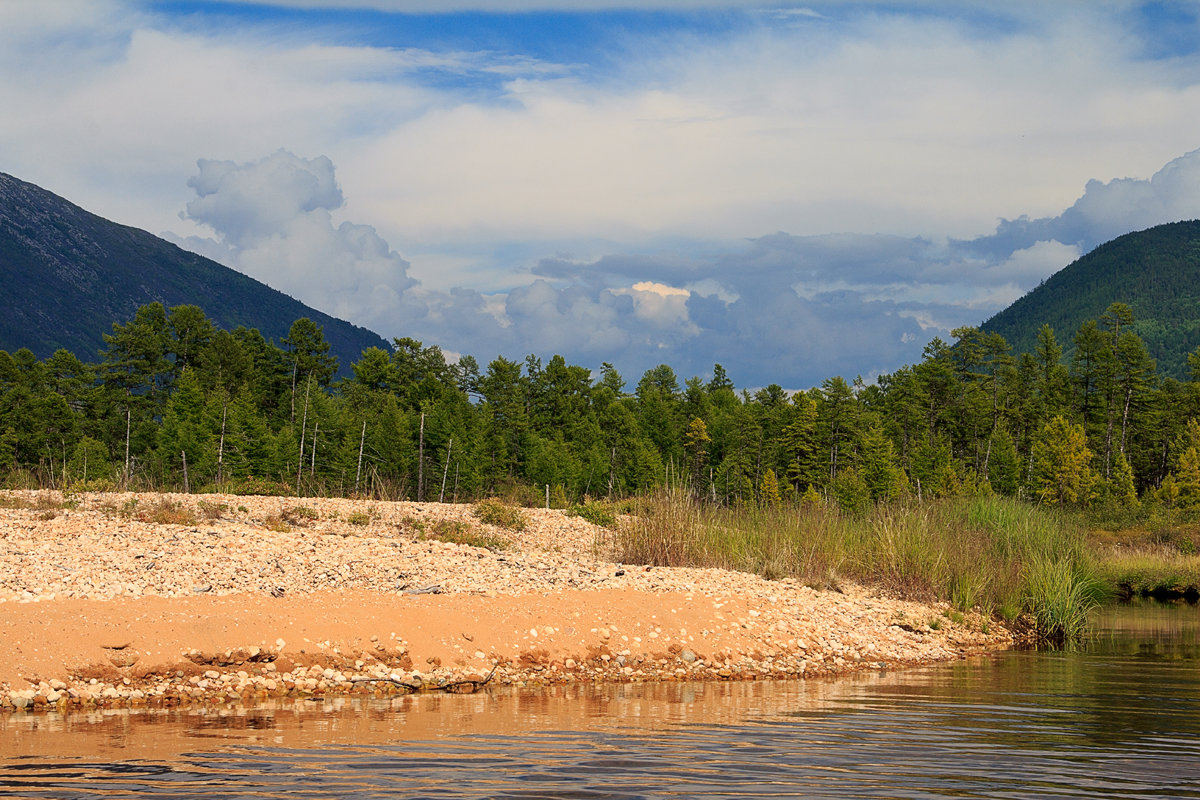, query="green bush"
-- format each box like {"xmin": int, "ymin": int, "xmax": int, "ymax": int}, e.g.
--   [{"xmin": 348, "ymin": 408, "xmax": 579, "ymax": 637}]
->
[
  {"xmin": 425, "ymin": 519, "xmax": 507, "ymax": 550},
  {"xmin": 474, "ymin": 499, "xmax": 528, "ymax": 531},
  {"xmin": 613, "ymin": 491, "xmax": 1104, "ymax": 640},
  {"xmin": 569, "ymin": 501, "xmax": 618, "ymax": 529}
]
